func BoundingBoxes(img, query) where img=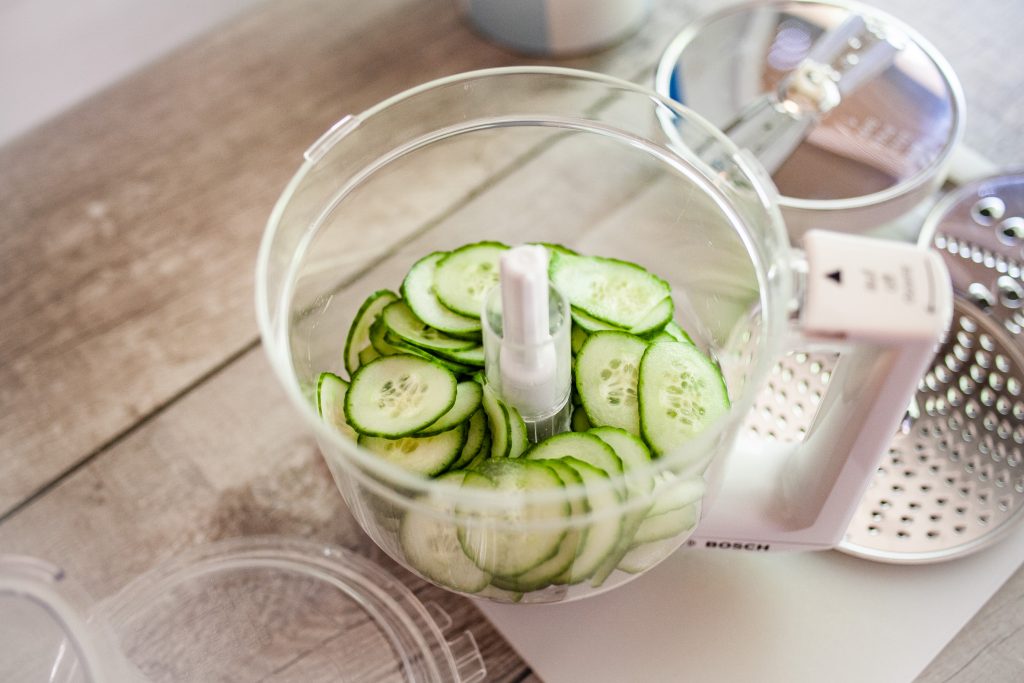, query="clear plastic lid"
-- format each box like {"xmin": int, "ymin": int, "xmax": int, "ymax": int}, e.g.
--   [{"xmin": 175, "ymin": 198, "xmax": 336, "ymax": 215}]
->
[{"xmin": 0, "ymin": 537, "xmax": 485, "ymax": 682}]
